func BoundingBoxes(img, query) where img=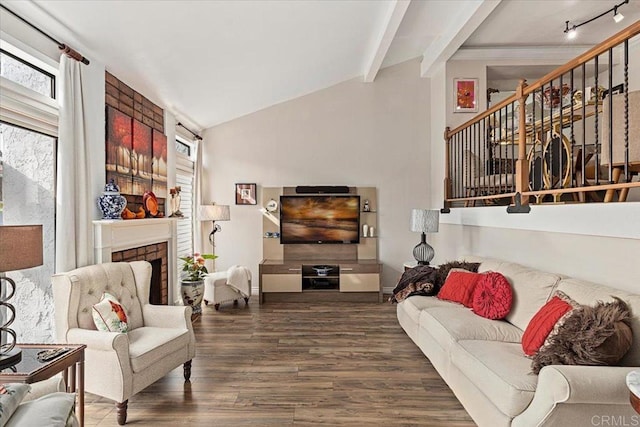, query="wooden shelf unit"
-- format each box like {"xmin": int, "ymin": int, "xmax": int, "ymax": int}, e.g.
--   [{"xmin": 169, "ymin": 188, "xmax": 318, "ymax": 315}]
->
[{"xmin": 259, "ymin": 186, "xmax": 381, "ymax": 304}]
